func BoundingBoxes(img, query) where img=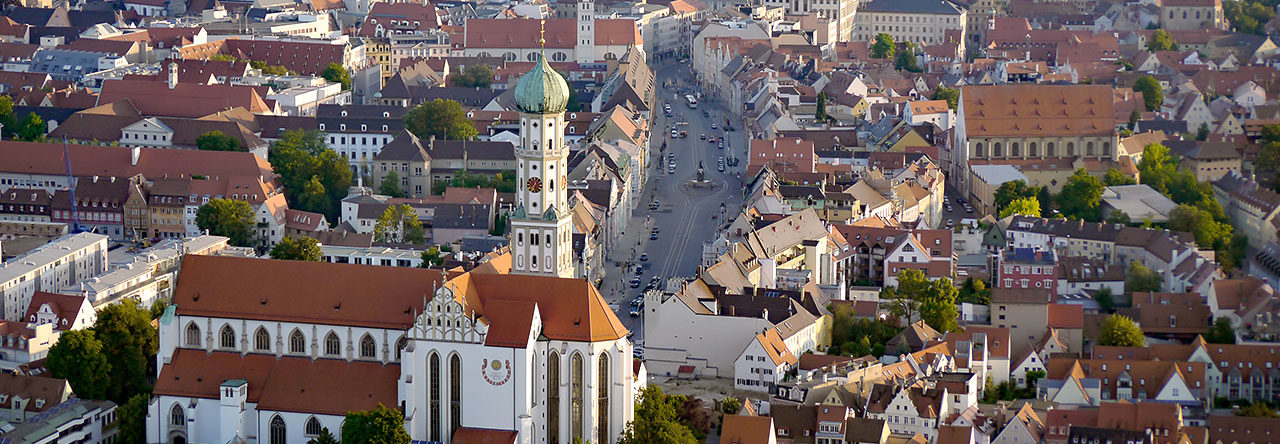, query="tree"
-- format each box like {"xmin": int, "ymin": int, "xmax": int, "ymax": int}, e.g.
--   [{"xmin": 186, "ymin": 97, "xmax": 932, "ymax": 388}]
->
[
  {"xmin": 0, "ymin": 96, "xmax": 17, "ymax": 139},
  {"xmin": 403, "ymin": 99, "xmax": 478, "ymax": 141},
  {"xmin": 1103, "ymin": 168, "xmax": 1136, "ymax": 186},
  {"xmin": 16, "ymin": 112, "xmax": 44, "ymax": 141},
  {"xmin": 1098, "ymin": 315, "xmax": 1145, "ymax": 347},
  {"xmin": 888, "ymin": 269, "xmax": 959, "ymax": 333},
  {"xmin": 617, "ymin": 386, "xmax": 698, "ymax": 444},
  {"xmin": 374, "ymin": 204, "xmax": 426, "ymax": 244},
  {"xmin": 46, "ymin": 329, "xmax": 110, "ymax": 399},
  {"xmin": 1107, "ymin": 209, "xmax": 1131, "ymax": 225},
  {"xmin": 1258, "ymin": 141, "xmax": 1280, "ymax": 174},
  {"xmin": 894, "ymin": 50, "xmax": 921, "ymax": 72},
  {"xmin": 1056, "ymin": 169, "xmax": 1105, "ymax": 221},
  {"xmin": 490, "ymin": 213, "xmax": 508, "ymax": 236},
  {"xmin": 1095, "ymin": 287, "xmax": 1115, "ymax": 312},
  {"xmin": 309, "ymin": 428, "xmax": 340, "ymax": 444},
  {"xmin": 815, "ymin": 92, "xmax": 829, "ymax": 121},
  {"xmin": 322, "ymin": 63, "xmax": 352, "ymax": 90},
  {"xmin": 196, "ymin": 198, "xmax": 255, "ymax": 247},
  {"xmin": 150, "ymin": 299, "xmax": 170, "ymax": 320},
  {"xmin": 1146, "ymin": 29, "xmax": 1178, "ymax": 51},
  {"xmin": 1224, "ymin": 0, "xmax": 1274, "ymax": 35},
  {"xmin": 1168, "ymin": 203, "xmax": 1233, "ymax": 250},
  {"xmin": 871, "ymin": 33, "xmax": 895, "ymax": 59},
  {"xmin": 419, "ymin": 246, "xmax": 445, "ymax": 268},
  {"xmin": 1134, "ymin": 75, "xmax": 1163, "ymax": 112},
  {"xmin": 118, "ymin": 394, "xmax": 150, "ymax": 444},
  {"xmin": 721, "ymin": 397, "xmax": 742, "ymax": 414},
  {"xmin": 993, "ymin": 180, "xmax": 1040, "ymax": 216},
  {"xmin": 453, "ymin": 64, "xmax": 495, "ymax": 88},
  {"xmin": 270, "ymin": 236, "xmax": 323, "ymax": 261},
  {"xmin": 932, "ymin": 87, "xmax": 959, "ymax": 109},
  {"xmin": 269, "ymin": 129, "xmax": 352, "ymax": 223},
  {"xmin": 1126, "ymin": 261, "xmax": 1163, "ymax": 296},
  {"xmin": 957, "ymin": 277, "xmax": 991, "ymax": 305},
  {"xmin": 94, "ymin": 303, "xmax": 159, "ymax": 403},
  {"xmin": 342, "ymin": 404, "xmax": 410, "ymax": 444},
  {"xmin": 1196, "ymin": 122, "xmax": 1210, "ymax": 140},
  {"xmin": 379, "ymin": 171, "xmax": 406, "ymax": 198},
  {"xmin": 999, "ymin": 197, "xmax": 1040, "ymax": 218},
  {"xmin": 677, "ymin": 396, "xmax": 712, "ymax": 440},
  {"xmin": 1239, "ymin": 402, "xmax": 1280, "ymax": 418},
  {"xmin": 196, "ymin": 130, "xmax": 242, "ymax": 151},
  {"xmin": 1207, "ymin": 318, "xmax": 1237, "ymax": 344},
  {"xmin": 1129, "ymin": 108, "xmax": 1141, "ymax": 129},
  {"xmin": 1024, "ymin": 369, "xmax": 1046, "ymax": 388}
]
